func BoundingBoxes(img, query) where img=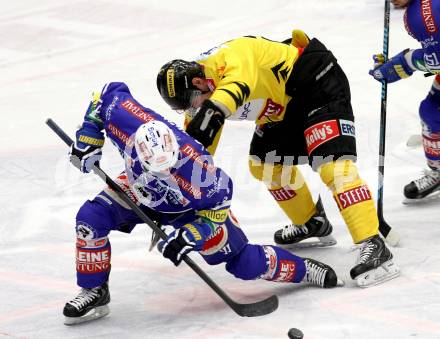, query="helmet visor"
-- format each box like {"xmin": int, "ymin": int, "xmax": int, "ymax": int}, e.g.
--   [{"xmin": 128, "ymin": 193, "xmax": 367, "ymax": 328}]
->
[{"xmin": 175, "ymin": 90, "xmax": 205, "ymax": 115}]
